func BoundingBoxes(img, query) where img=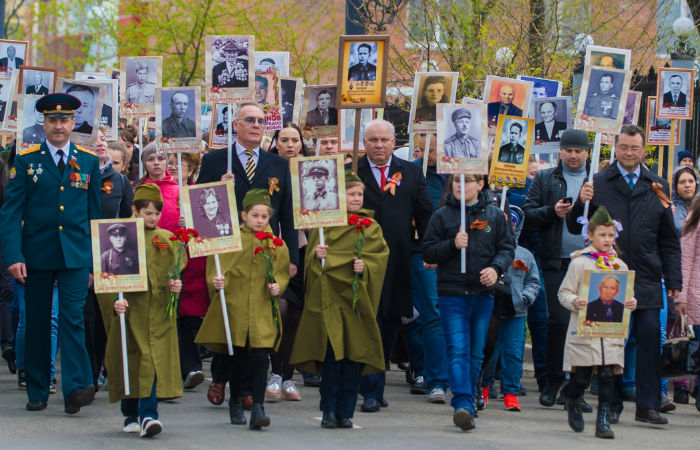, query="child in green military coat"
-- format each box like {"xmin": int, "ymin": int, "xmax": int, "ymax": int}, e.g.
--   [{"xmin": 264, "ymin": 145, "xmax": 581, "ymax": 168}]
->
[
  {"xmin": 100, "ymin": 183, "xmax": 185, "ymax": 438},
  {"xmin": 196, "ymin": 188, "xmax": 290, "ymax": 430}
]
